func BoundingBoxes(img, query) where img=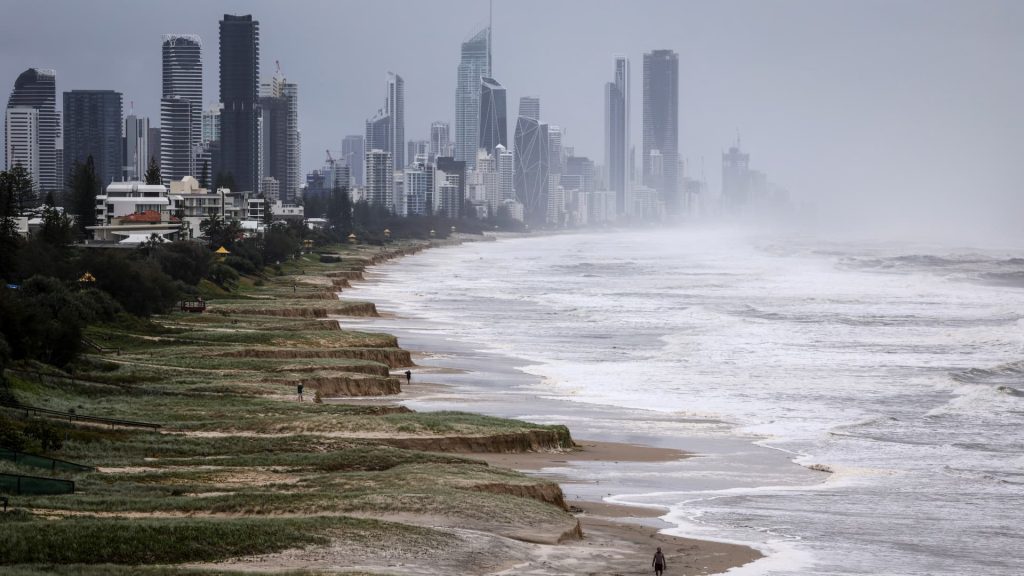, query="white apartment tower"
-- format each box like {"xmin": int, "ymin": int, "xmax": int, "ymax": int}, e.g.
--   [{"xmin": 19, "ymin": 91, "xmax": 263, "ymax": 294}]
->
[
  {"xmin": 161, "ymin": 34, "xmax": 203, "ymax": 183},
  {"xmin": 365, "ymin": 149, "xmax": 394, "ymax": 209},
  {"xmin": 4, "ymin": 107, "xmax": 40, "ymax": 190}
]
